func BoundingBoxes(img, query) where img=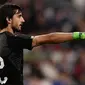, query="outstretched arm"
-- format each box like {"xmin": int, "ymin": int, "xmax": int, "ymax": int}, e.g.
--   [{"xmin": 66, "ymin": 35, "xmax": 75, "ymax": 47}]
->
[
  {"xmin": 32, "ymin": 32, "xmax": 73, "ymax": 47},
  {"xmin": 32, "ymin": 32, "xmax": 85, "ymax": 47}
]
